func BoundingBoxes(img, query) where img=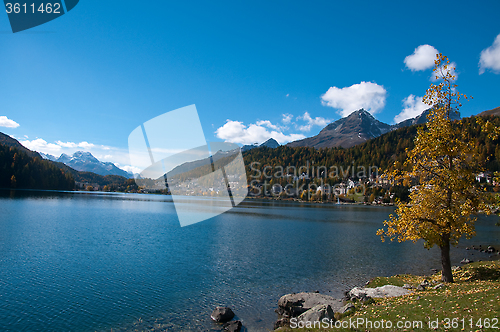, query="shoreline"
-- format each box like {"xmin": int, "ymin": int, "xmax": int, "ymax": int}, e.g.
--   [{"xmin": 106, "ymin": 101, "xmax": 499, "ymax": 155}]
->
[
  {"xmin": 244, "ymin": 195, "xmax": 395, "ymax": 207},
  {"xmin": 271, "ymin": 245, "xmax": 500, "ymax": 330},
  {"xmin": 273, "ymin": 260, "xmax": 500, "ymax": 332}
]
